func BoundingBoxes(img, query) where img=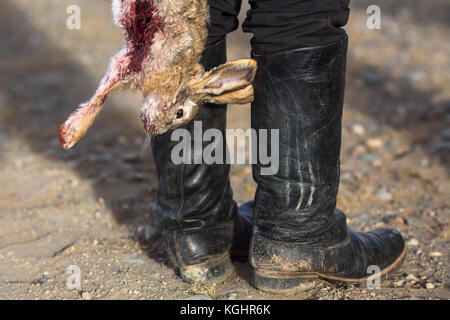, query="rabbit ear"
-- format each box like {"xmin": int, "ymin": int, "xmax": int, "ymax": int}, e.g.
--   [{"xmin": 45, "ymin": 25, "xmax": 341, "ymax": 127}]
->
[
  {"xmin": 197, "ymin": 59, "xmax": 258, "ymax": 97},
  {"xmin": 206, "ymin": 84, "xmax": 255, "ymax": 105}
]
